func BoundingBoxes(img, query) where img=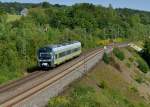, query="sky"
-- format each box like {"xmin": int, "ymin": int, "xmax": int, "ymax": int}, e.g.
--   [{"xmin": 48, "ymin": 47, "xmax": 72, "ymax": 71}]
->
[{"xmin": 1, "ymin": 0, "xmax": 150, "ymax": 12}]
